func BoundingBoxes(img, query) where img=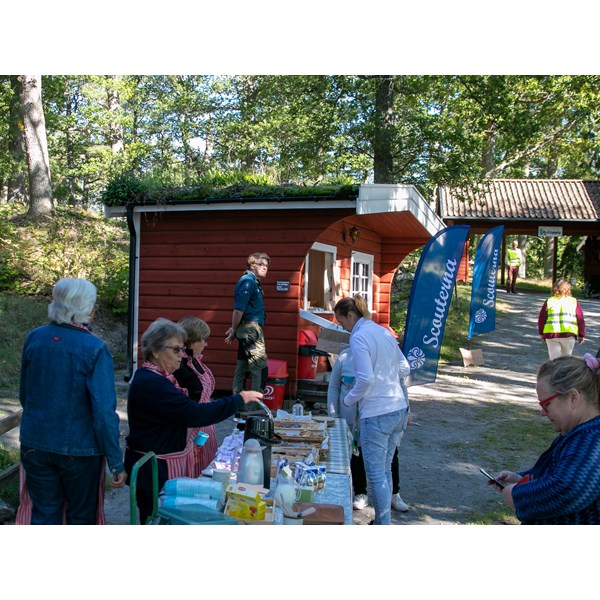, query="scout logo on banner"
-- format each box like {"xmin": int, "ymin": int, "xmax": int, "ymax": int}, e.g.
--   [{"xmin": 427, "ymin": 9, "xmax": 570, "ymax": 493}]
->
[
  {"xmin": 467, "ymin": 225, "xmax": 504, "ymax": 340},
  {"xmin": 401, "ymin": 225, "xmax": 470, "ymax": 386}
]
